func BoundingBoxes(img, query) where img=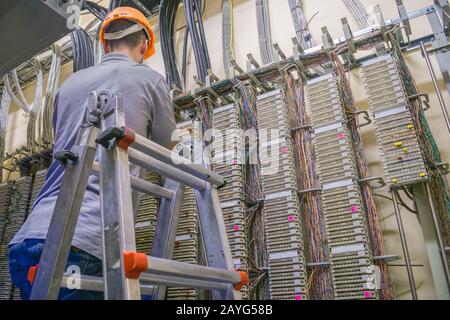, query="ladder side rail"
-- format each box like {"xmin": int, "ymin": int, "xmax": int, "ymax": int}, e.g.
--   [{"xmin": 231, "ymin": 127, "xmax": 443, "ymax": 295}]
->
[
  {"xmin": 30, "ymin": 124, "xmax": 100, "ymax": 299},
  {"xmin": 99, "ymin": 95, "xmax": 141, "ymax": 300}
]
